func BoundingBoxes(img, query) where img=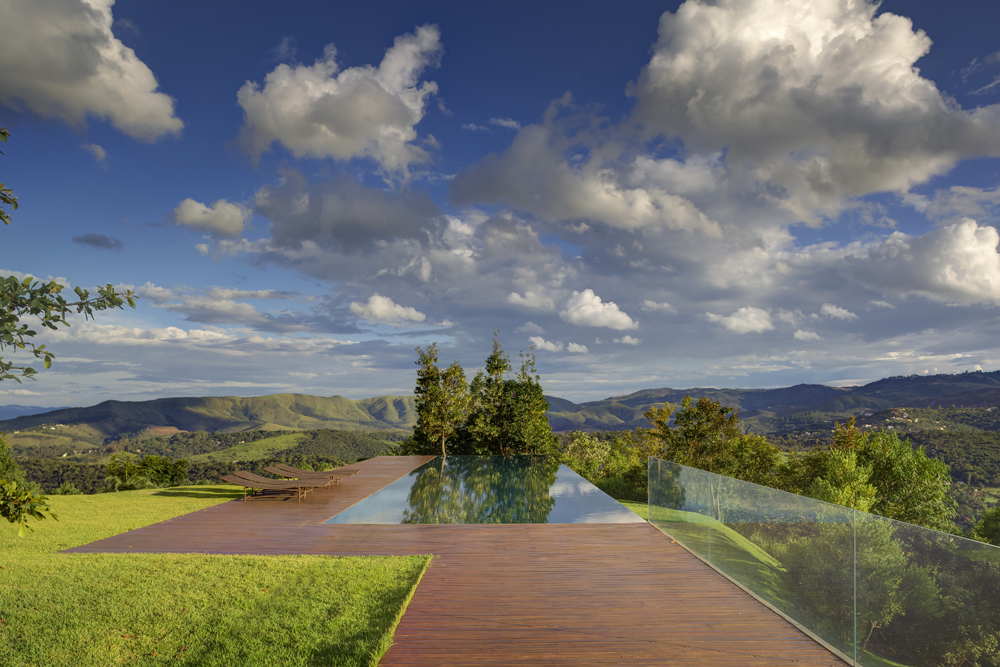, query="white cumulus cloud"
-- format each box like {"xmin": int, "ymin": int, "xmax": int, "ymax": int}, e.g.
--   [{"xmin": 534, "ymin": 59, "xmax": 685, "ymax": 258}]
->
[
  {"xmin": 515, "ymin": 321, "xmax": 545, "ymax": 335},
  {"xmin": 350, "ymin": 293, "xmax": 426, "ymax": 326},
  {"xmin": 507, "ymin": 291, "xmax": 556, "ymax": 311},
  {"xmin": 529, "ymin": 336, "xmax": 563, "ymax": 352},
  {"xmin": 705, "ymin": 306, "xmax": 774, "ymax": 334},
  {"xmin": 641, "ymin": 300, "xmax": 676, "ymax": 313},
  {"xmin": 0, "ymin": 0, "xmax": 182, "ymax": 141},
  {"xmin": 794, "ymin": 330, "xmax": 823, "ymax": 341},
  {"xmin": 614, "ymin": 335, "xmax": 642, "ymax": 345},
  {"xmin": 844, "ymin": 219, "xmax": 1000, "ymax": 305},
  {"xmin": 630, "ymin": 0, "xmax": 1000, "ymax": 221},
  {"xmin": 567, "ymin": 342, "xmax": 588, "ymax": 354},
  {"xmin": 237, "ymin": 24, "xmax": 442, "ymax": 175},
  {"xmin": 559, "ymin": 289, "xmax": 638, "ymax": 330},
  {"xmin": 174, "ymin": 198, "xmax": 251, "ymax": 238},
  {"xmin": 821, "ymin": 303, "xmax": 859, "ymax": 320}
]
